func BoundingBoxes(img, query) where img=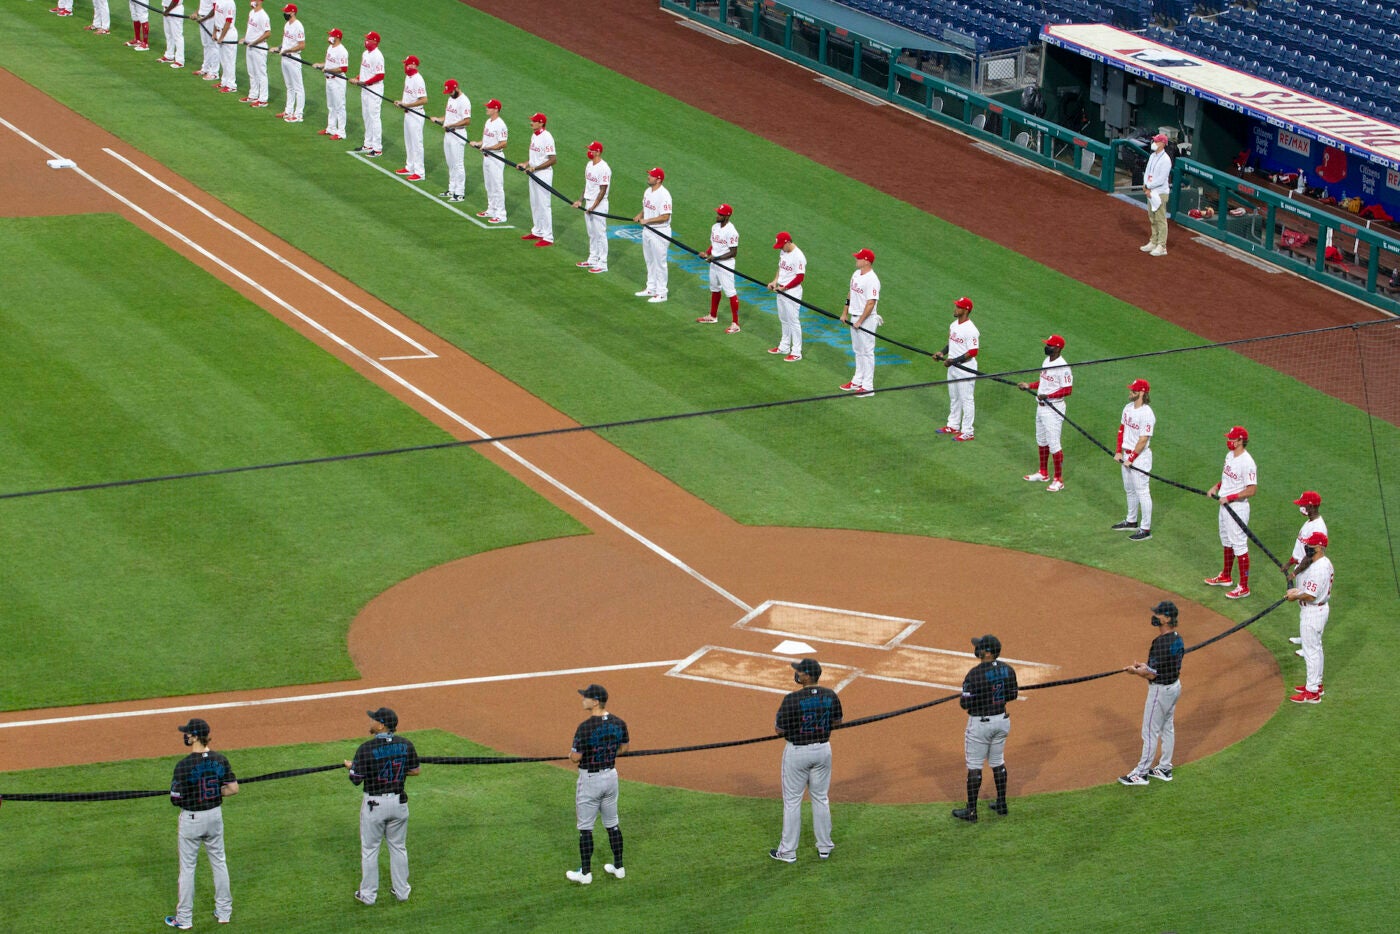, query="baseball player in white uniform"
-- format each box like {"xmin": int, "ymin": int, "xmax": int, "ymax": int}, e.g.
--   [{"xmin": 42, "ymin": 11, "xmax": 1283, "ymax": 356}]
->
[
  {"xmin": 1018, "ymin": 334, "xmax": 1073, "ymax": 491},
  {"xmin": 518, "ymin": 113, "xmax": 557, "ymax": 246},
  {"xmin": 211, "ymin": 0, "xmax": 238, "ymax": 94},
  {"xmin": 313, "ymin": 29, "xmax": 349, "ymax": 139},
  {"xmin": 840, "ymin": 248, "xmax": 881, "ymax": 395},
  {"xmin": 767, "ymin": 231, "xmax": 806, "ymax": 361},
  {"xmin": 571, "ymin": 142, "xmax": 611, "ymax": 272},
  {"xmin": 432, "ymin": 79, "xmax": 471, "ymax": 202},
  {"xmin": 349, "ymin": 32, "xmax": 385, "ymax": 155},
  {"xmin": 1286, "ymin": 532, "xmax": 1333, "ymax": 703},
  {"xmin": 1204, "ymin": 426, "xmax": 1257, "ymax": 599},
  {"xmin": 86, "ymin": 0, "xmax": 111, "ymax": 34},
  {"xmin": 633, "ymin": 168, "xmax": 672, "ymax": 303},
  {"xmin": 193, "ymin": 0, "xmax": 217, "ymax": 78},
  {"xmin": 1142, "ymin": 132, "xmax": 1172, "ymax": 256},
  {"xmin": 394, "ymin": 56, "xmax": 428, "ymax": 181},
  {"xmin": 933, "ymin": 297, "xmax": 980, "ymax": 438},
  {"xmin": 698, "ymin": 205, "xmax": 741, "ymax": 332},
  {"xmin": 270, "ymin": 5, "xmax": 305, "ymax": 119},
  {"xmin": 126, "ymin": 0, "xmax": 150, "ymax": 50},
  {"xmin": 1112, "ymin": 379, "xmax": 1156, "ymax": 541},
  {"xmin": 239, "ymin": 0, "xmax": 271, "ymax": 106},
  {"xmin": 1285, "ymin": 490, "xmax": 1328, "ymax": 656},
  {"xmin": 159, "ymin": 1, "xmax": 185, "ymax": 67},
  {"xmin": 471, "ymin": 99, "xmax": 508, "ymax": 223}
]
